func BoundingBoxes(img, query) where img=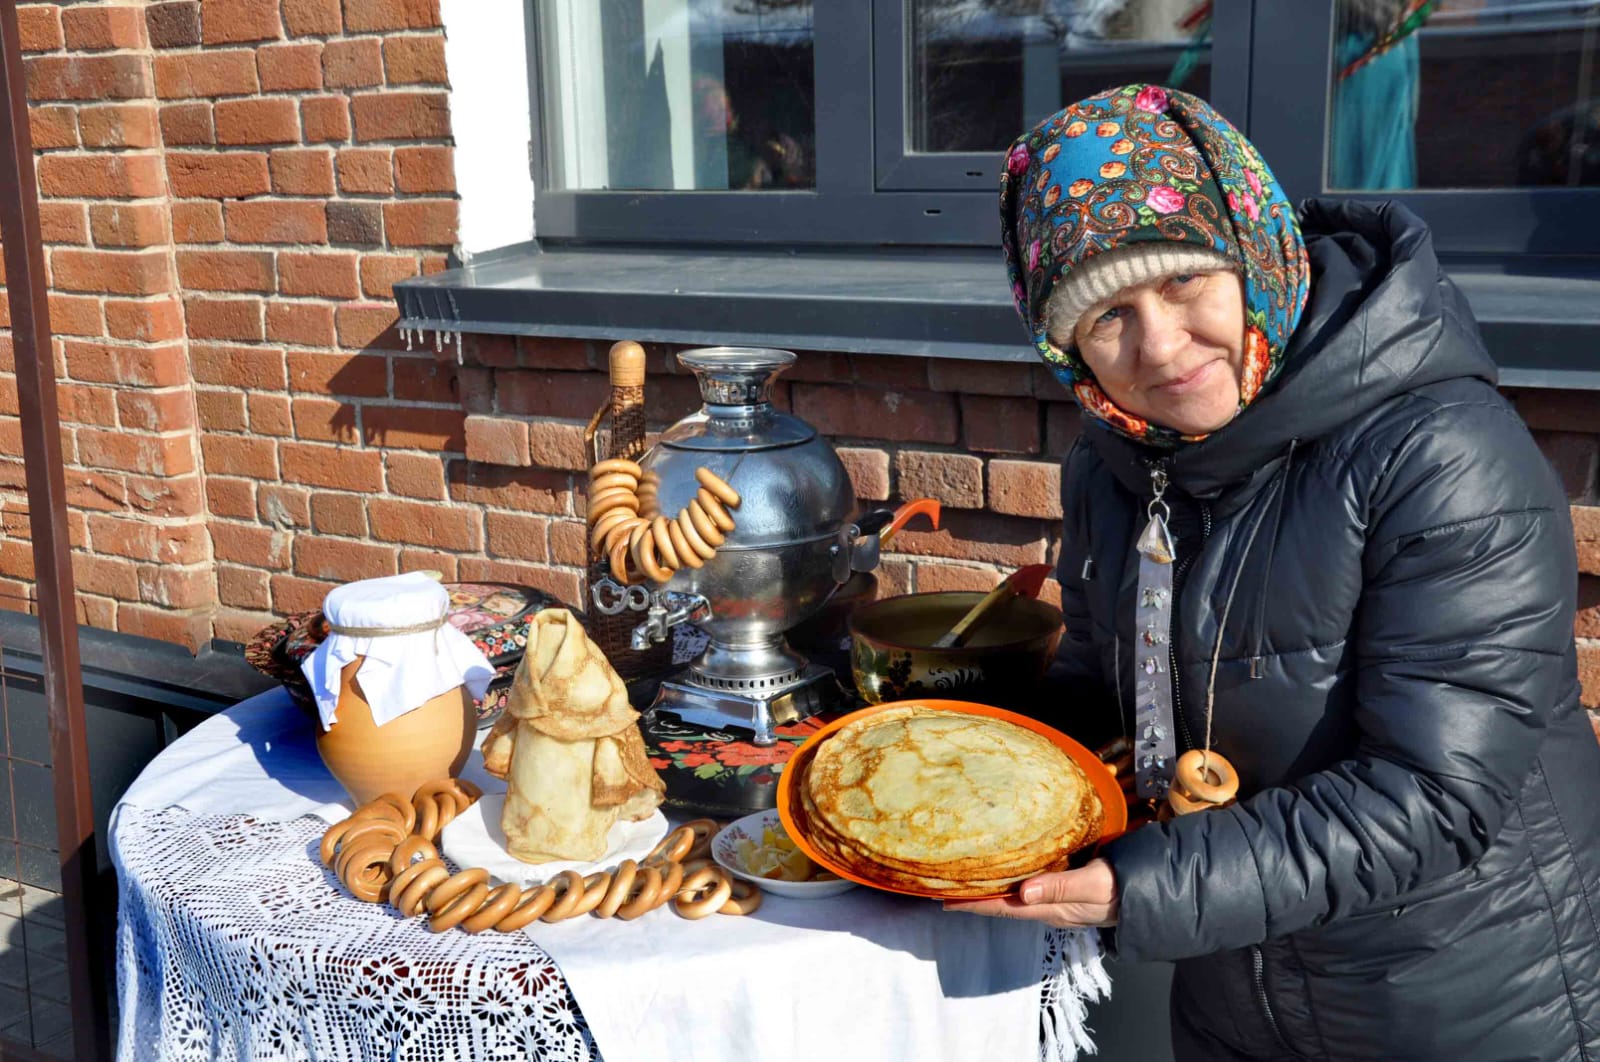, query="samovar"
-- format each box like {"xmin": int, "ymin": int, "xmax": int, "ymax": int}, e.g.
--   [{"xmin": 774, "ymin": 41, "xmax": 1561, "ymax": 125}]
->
[{"xmin": 586, "ymin": 347, "xmax": 930, "ymax": 809}]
